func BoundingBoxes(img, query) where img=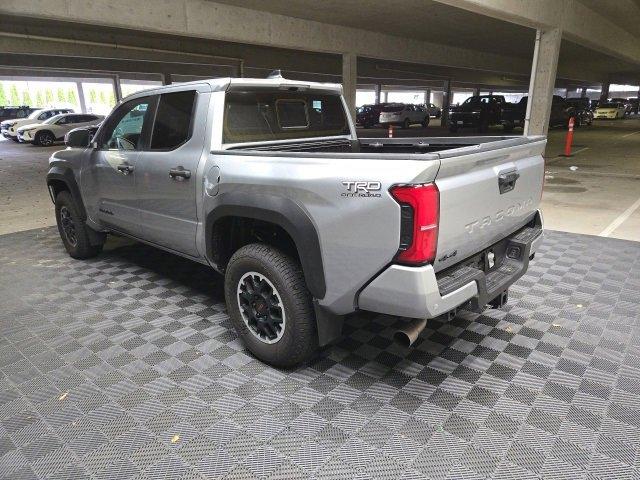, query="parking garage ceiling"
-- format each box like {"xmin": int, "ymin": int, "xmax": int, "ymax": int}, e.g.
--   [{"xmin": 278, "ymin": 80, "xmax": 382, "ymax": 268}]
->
[
  {"xmin": 214, "ymin": 0, "xmax": 640, "ymax": 83},
  {"xmin": 213, "ymin": 0, "xmax": 537, "ymax": 58}
]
